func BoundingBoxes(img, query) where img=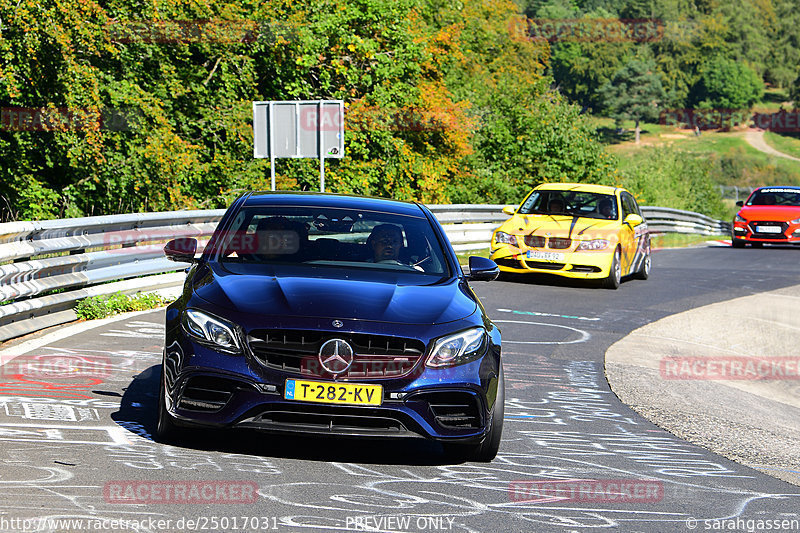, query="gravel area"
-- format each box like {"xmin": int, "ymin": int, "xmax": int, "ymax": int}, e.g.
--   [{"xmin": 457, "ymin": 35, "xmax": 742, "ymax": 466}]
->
[{"xmin": 606, "ymin": 285, "xmax": 800, "ymax": 486}]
